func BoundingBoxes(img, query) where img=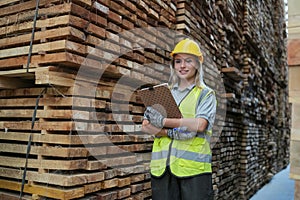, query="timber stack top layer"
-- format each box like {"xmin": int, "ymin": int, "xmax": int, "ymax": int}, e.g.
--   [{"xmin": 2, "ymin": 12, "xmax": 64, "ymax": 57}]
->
[{"xmin": 0, "ymin": 0, "xmax": 290, "ymax": 200}]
